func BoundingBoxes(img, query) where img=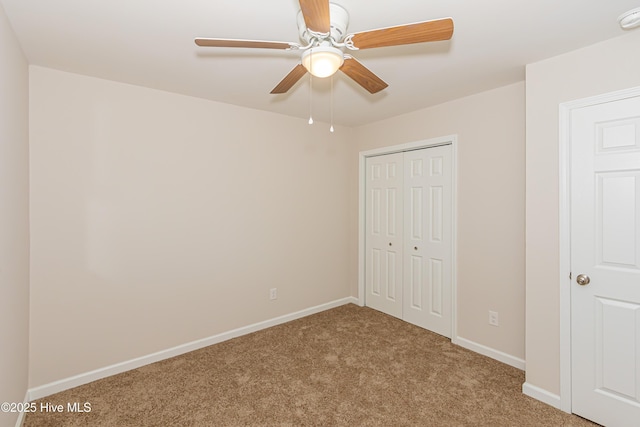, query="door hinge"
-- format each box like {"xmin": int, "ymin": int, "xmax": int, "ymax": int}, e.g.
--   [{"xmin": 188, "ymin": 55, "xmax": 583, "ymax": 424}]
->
[{"xmin": 569, "ymin": 272, "xmax": 572, "ymax": 280}]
